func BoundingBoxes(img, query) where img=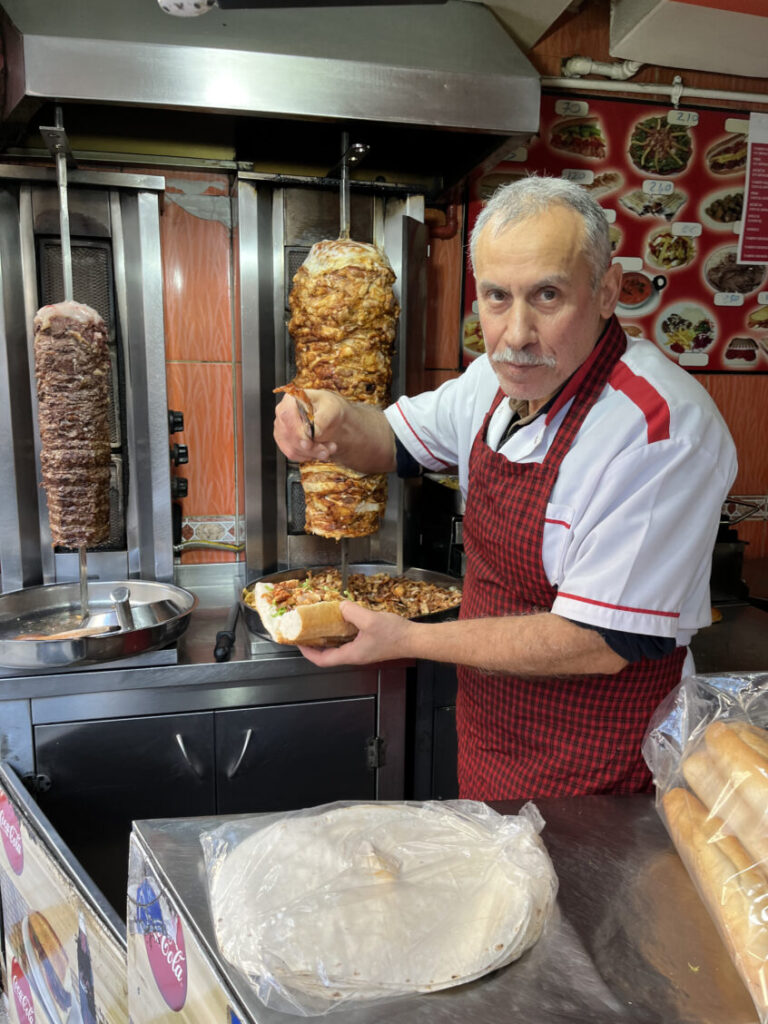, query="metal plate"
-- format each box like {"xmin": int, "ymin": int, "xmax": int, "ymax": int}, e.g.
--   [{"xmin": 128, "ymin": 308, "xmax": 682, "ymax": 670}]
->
[
  {"xmin": 0, "ymin": 580, "xmax": 198, "ymax": 670},
  {"xmin": 241, "ymin": 563, "xmax": 462, "ymax": 643}
]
